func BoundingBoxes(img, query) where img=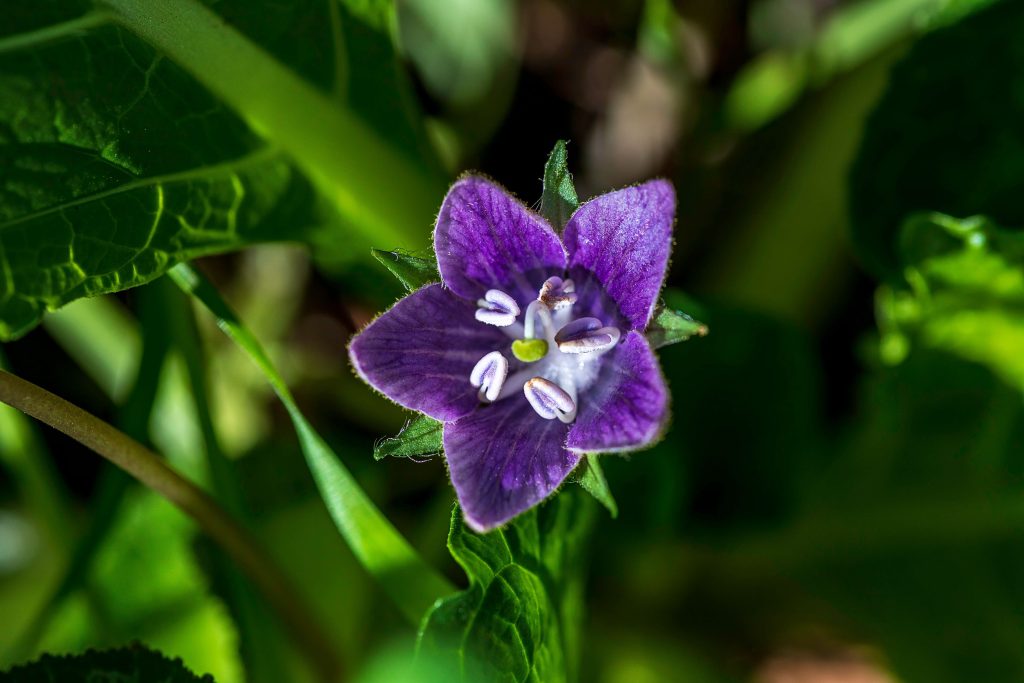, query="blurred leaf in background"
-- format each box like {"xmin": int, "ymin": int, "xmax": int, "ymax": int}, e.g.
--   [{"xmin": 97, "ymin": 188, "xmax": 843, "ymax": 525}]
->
[
  {"xmin": 850, "ymin": 0, "xmax": 1024, "ymax": 279},
  {"xmin": 880, "ymin": 212, "xmax": 1024, "ymax": 387}
]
